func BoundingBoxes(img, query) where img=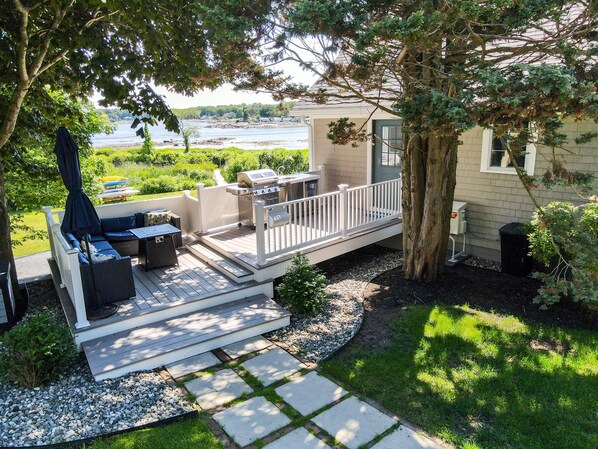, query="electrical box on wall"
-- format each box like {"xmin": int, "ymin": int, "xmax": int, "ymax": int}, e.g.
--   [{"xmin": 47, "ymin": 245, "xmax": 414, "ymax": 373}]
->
[
  {"xmin": 450, "ymin": 201, "xmax": 468, "ymax": 235},
  {"xmin": 0, "ymin": 262, "xmax": 15, "ymax": 325}
]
